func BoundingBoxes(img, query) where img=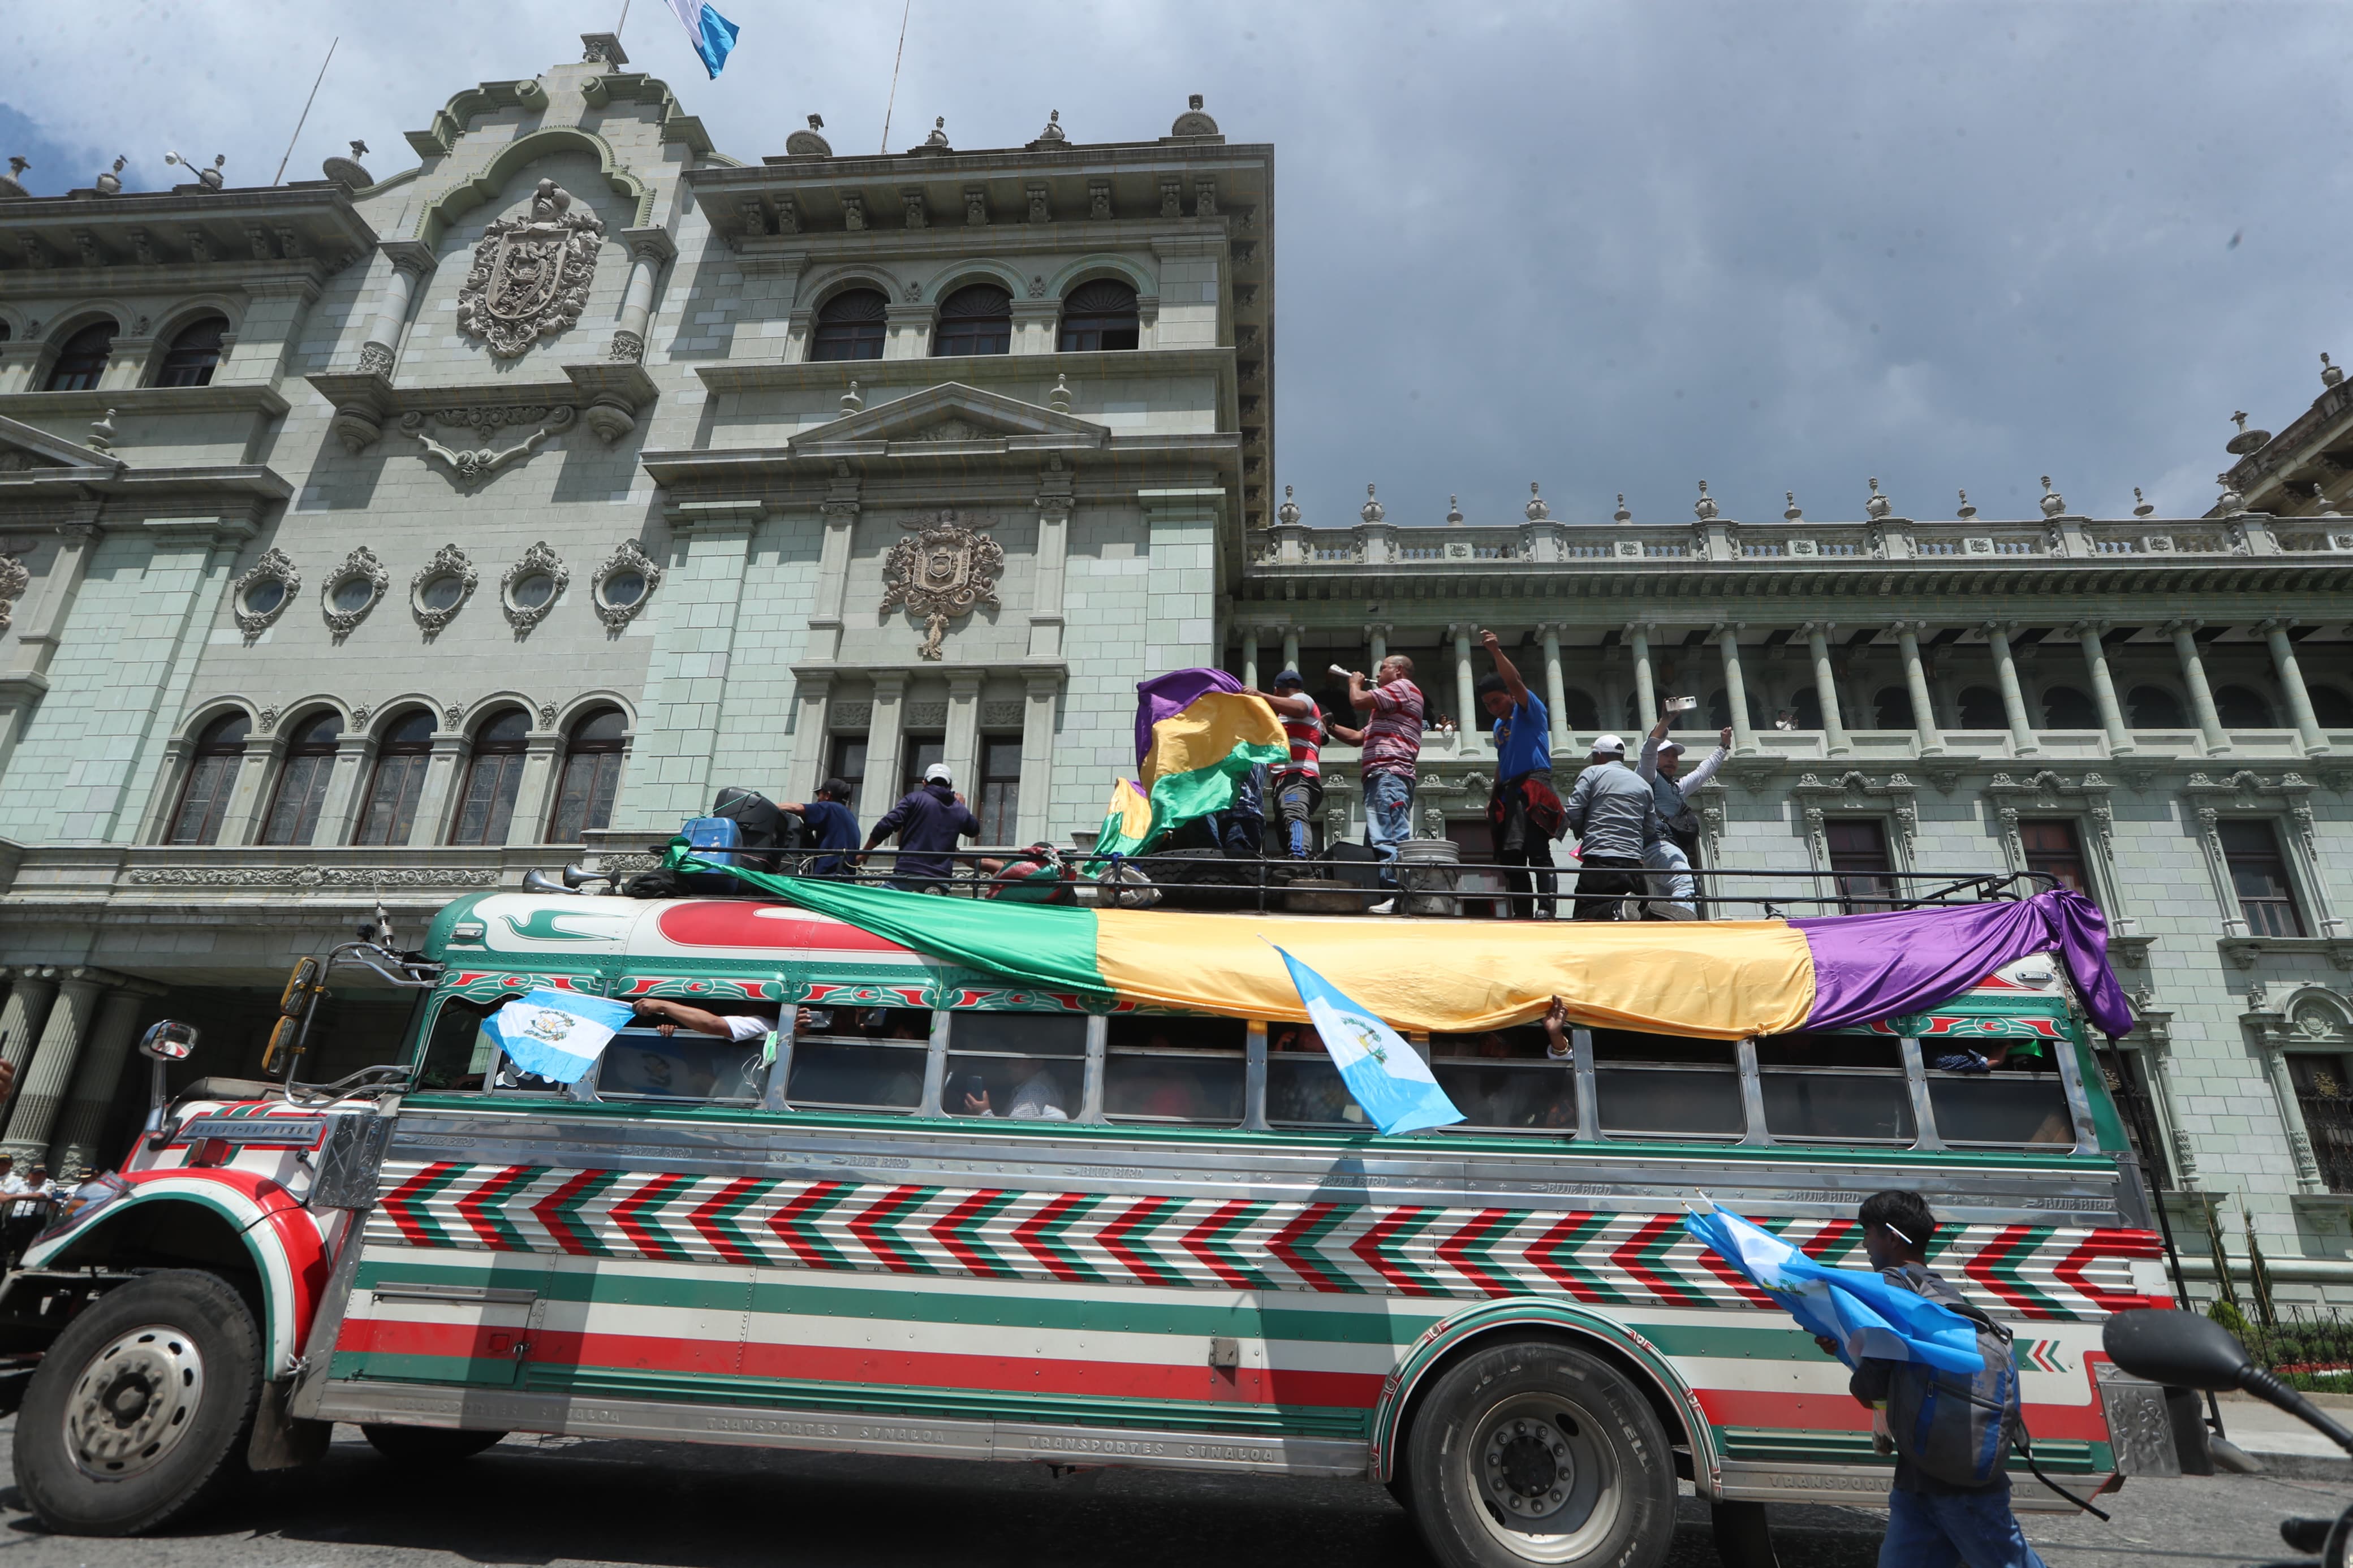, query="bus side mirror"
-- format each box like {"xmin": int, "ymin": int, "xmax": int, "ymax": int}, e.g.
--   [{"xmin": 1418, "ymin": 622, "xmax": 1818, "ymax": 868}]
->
[{"xmin": 139, "ymin": 1021, "xmax": 198, "ymax": 1063}]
